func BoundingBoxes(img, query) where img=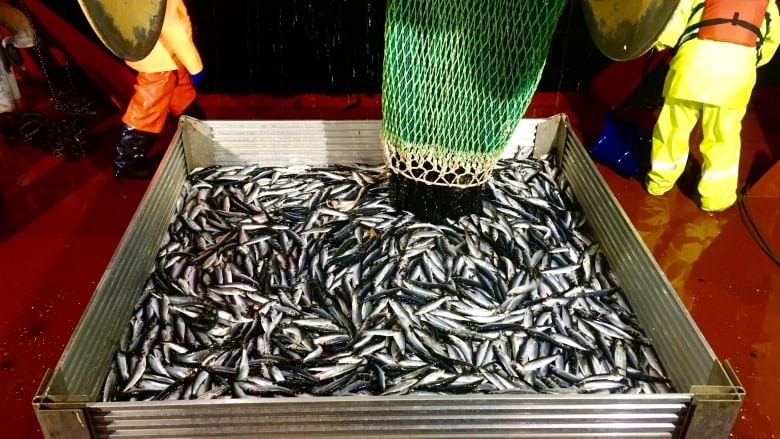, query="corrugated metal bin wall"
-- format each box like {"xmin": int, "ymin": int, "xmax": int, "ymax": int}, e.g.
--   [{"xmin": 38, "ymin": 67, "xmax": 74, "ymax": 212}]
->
[{"xmin": 33, "ymin": 115, "xmax": 743, "ymax": 439}]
